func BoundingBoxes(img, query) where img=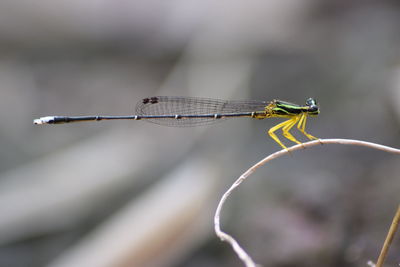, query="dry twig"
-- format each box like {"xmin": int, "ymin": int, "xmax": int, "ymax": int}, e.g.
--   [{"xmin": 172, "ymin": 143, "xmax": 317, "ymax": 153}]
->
[{"xmin": 214, "ymin": 138, "xmax": 400, "ymax": 267}]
